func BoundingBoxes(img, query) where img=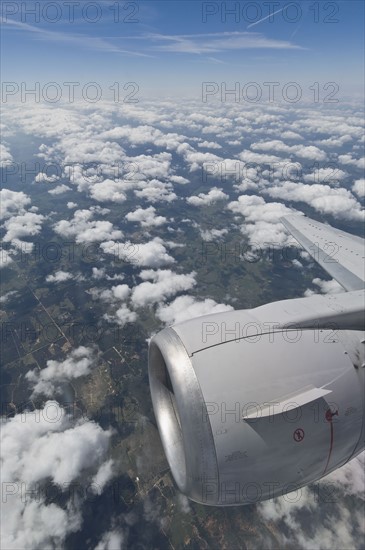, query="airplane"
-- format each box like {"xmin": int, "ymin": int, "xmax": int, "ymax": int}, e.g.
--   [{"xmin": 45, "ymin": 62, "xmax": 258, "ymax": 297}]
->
[{"xmin": 148, "ymin": 214, "xmax": 365, "ymax": 505}]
